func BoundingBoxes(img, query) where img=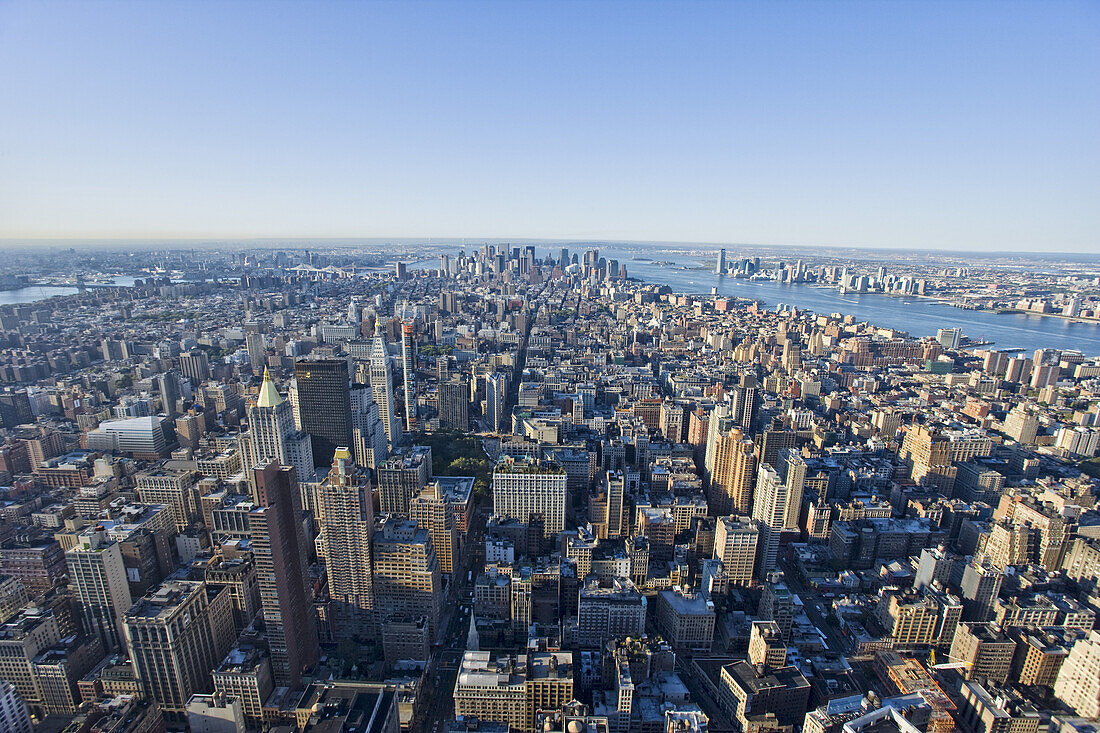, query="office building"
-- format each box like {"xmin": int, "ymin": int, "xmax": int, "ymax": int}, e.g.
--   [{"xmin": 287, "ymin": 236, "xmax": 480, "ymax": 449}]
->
[
  {"xmin": 485, "ymin": 372, "xmax": 508, "ymax": 434},
  {"xmin": 86, "ymin": 415, "xmax": 171, "ymax": 457},
  {"xmin": 212, "ymin": 644, "xmax": 274, "ymax": 730},
  {"xmin": 1053, "ymin": 631, "xmax": 1100, "ymax": 719},
  {"xmin": 410, "ymin": 481, "xmax": 458, "ymax": 576},
  {"xmin": 492, "ymin": 458, "xmax": 568, "ymax": 537},
  {"xmin": 0, "ymin": 681, "xmax": 31, "ymax": 733},
  {"xmin": 293, "ymin": 358, "xmax": 352, "ymax": 468},
  {"xmin": 369, "ymin": 324, "xmax": 403, "ymax": 448},
  {"xmin": 752, "ymin": 464, "xmax": 789, "ymax": 579},
  {"xmin": 66, "ymin": 529, "xmax": 133, "ymax": 651},
  {"xmin": 377, "ymin": 445, "xmax": 432, "ymax": 514},
  {"xmin": 350, "ymin": 383, "xmax": 388, "ymax": 469},
  {"xmin": 317, "ymin": 448, "xmax": 376, "ymax": 638},
  {"xmin": 372, "ymin": 516, "xmax": 442, "ymax": 639},
  {"xmin": 575, "ymin": 578, "xmax": 646, "ymax": 648},
  {"xmin": 453, "ymin": 650, "xmax": 574, "ymax": 733},
  {"xmin": 960, "ymin": 560, "xmax": 1003, "ymax": 622},
  {"xmin": 439, "ymin": 376, "xmax": 470, "ymax": 431},
  {"xmin": 656, "ymin": 588, "xmax": 715, "ymax": 652},
  {"xmin": 713, "ymin": 516, "xmax": 759, "ymax": 587},
  {"xmin": 245, "ymin": 367, "xmax": 315, "ymax": 486},
  {"xmin": 186, "ymin": 692, "xmax": 246, "ymax": 733},
  {"xmin": 950, "ymin": 622, "xmax": 1015, "ymax": 684},
  {"xmin": 124, "ymin": 580, "xmax": 232, "ymax": 718},
  {"xmin": 249, "ymin": 462, "xmax": 319, "ymax": 686}
]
